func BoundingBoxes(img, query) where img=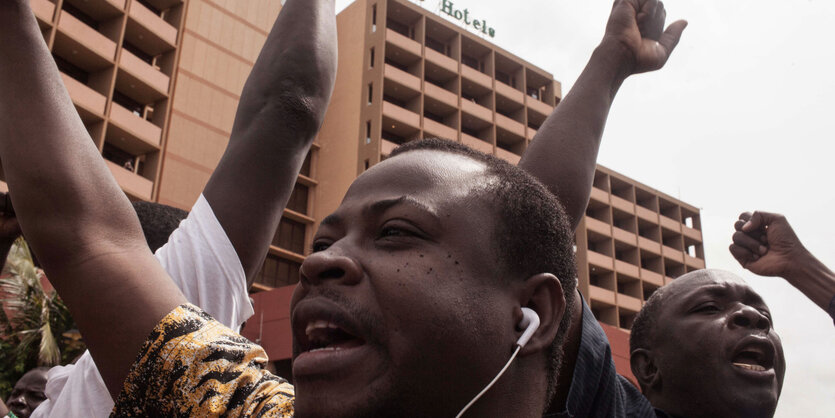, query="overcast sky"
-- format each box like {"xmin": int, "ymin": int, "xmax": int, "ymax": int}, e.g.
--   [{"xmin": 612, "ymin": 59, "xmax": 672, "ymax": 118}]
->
[{"xmin": 334, "ymin": 0, "xmax": 835, "ymax": 415}]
